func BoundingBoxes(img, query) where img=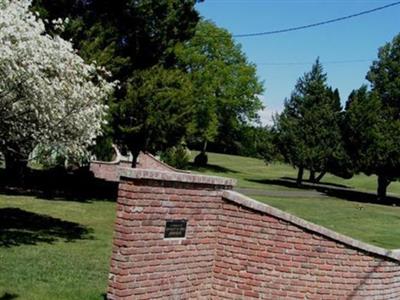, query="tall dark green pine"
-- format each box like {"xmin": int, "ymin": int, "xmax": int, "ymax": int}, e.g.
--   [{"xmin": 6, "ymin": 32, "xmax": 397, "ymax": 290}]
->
[
  {"xmin": 275, "ymin": 59, "xmax": 346, "ymax": 185},
  {"xmin": 344, "ymin": 33, "xmax": 400, "ymax": 200}
]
